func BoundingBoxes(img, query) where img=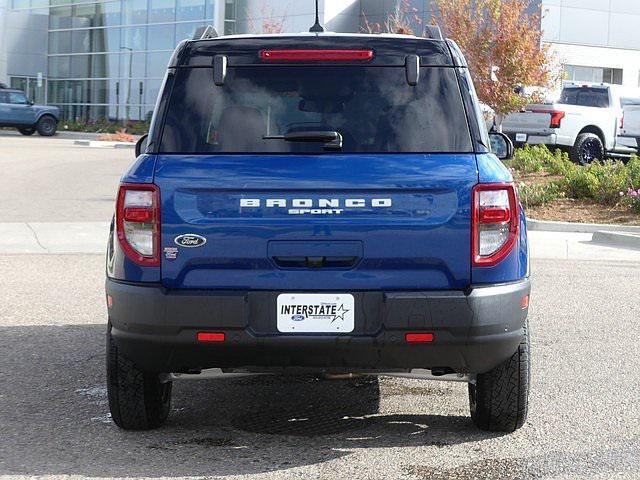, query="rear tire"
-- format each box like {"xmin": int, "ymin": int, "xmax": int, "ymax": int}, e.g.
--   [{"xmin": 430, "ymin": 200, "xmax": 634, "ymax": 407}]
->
[
  {"xmin": 106, "ymin": 325, "xmax": 172, "ymax": 430},
  {"xmin": 36, "ymin": 115, "xmax": 57, "ymax": 136},
  {"xmin": 18, "ymin": 127, "xmax": 35, "ymax": 136},
  {"xmin": 571, "ymin": 133, "xmax": 604, "ymax": 164},
  {"xmin": 468, "ymin": 321, "xmax": 530, "ymax": 432}
]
